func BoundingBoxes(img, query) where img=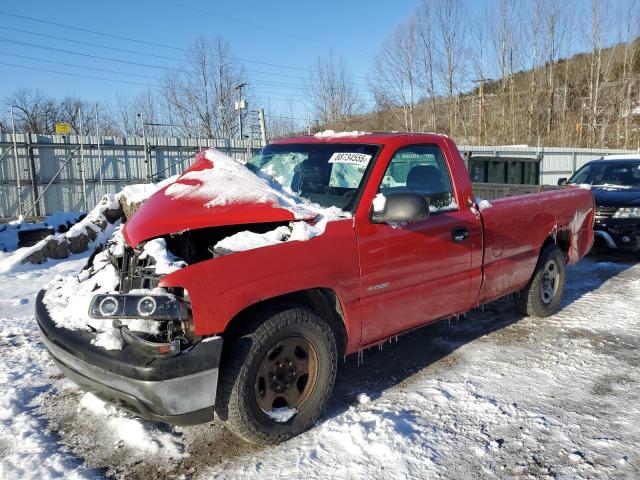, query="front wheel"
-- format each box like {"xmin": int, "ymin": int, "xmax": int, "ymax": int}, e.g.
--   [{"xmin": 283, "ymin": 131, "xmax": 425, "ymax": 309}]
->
[
  {"xmin": 514, "ymin": 244, "xmax": 566, "ymax": 317},
  {"xmin": 215, "ymin": 304, "xmax": 337, "ymax": 444}
]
